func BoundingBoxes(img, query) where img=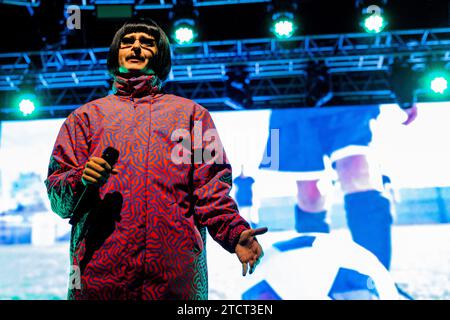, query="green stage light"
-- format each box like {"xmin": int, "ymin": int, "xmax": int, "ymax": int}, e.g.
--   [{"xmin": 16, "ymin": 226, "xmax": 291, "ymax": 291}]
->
[
  {"xmin": 419, "ymin": 65, "xmax": 450, "ymax": 100},
  {"xmin": 173, "ymin": 19, "xmax": 196, "ymax": 45},
  {"xmin": 363, "ymin": 13, "xmax": 386, "ymax": 33},
  {"xmin": 174, "ymin": 26, "xmax": 194, "ymax": 44},
  {"xmin": 357, "ymin": 2, "xmax": 388, "ymax": 34},
  {"xmin": 19, "ymin": 99, "xmax": 35, "ymax": 116},
  {"xmin": 15, "ymin": 93, "xmax": 38, "ymax": 117},
  {"xmin": 271, "ymin": 12, "xmax": 296, "ymax": 39},
  {"xmin": 274, "ymin": 20, "xmax": 294, "ymax": 38},
  {"xmin": 430, "ymin": 76, "xmax": 448, "ymax": 94}
]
